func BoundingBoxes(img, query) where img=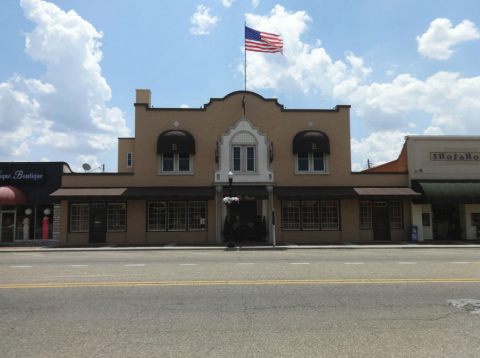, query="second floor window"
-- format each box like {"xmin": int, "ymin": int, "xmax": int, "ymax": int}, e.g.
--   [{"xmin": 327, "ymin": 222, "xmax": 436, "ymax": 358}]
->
[
  {"xmin": 233, "ymin": 146, "xmax": 255, "ymax": 172},
  {"xmin": 160, "ymin": 153, "xmax": 191, "ymax": 173},
  {"xmin": 296, "ymin": 153, "xmax": 326, "ymax": 172},
  {"xmin": 126, "ymin": 152, "xmax": 132, "ymax": 167}
]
